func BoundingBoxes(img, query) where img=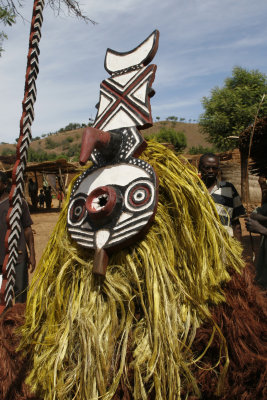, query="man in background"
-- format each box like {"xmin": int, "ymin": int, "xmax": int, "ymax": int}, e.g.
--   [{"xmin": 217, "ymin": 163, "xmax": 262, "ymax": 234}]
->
[
  {"xmin": 28, "ymin": 177, "xmax": 38, "ymax": 209},
  {"xmin": 0, "ymin": 171, "xmax": 36, "ymax": 302},
  {"xmin": 44, "ymin": 185, "xmax": 52, "ymax": 209},
  {"xmin": 245, "ymin": 177, "xmax": 267, "ymax": 288},
  {"xmin": 38, "ymin": 188, "xmax": 45, "ymax": 208},
  {"xmin": 199, "ymin": 153, "xmax": 246, "ymax": 241},
  {"xmin": 258, "ymin": 176, "xmax": 267, "ymax": 205}
]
